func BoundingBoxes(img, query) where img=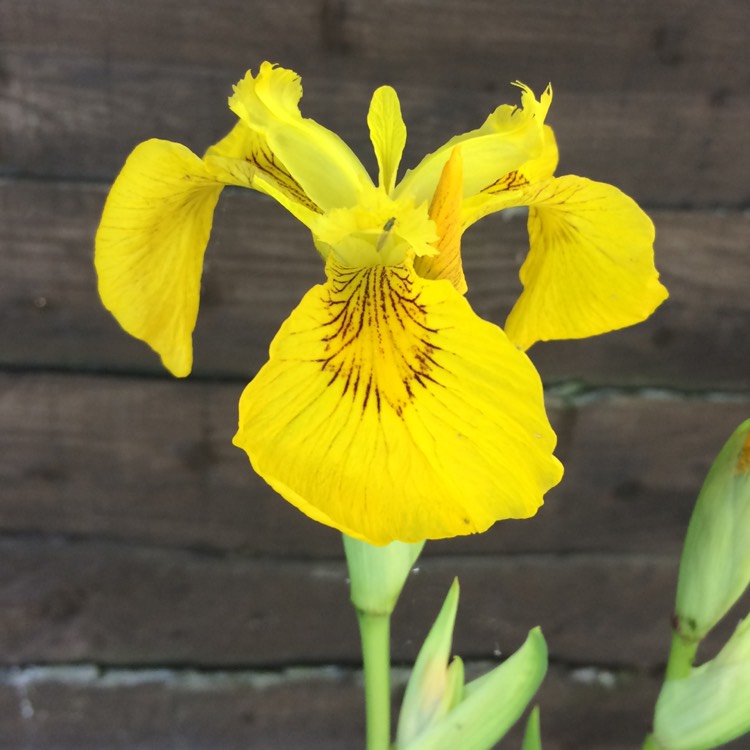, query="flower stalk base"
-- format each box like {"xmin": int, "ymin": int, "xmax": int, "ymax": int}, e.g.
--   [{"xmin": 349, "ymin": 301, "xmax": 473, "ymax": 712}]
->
[{"xmin": 358, "ymin": 610, "xmax": 392, "ymax": 750}]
